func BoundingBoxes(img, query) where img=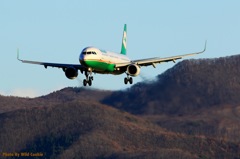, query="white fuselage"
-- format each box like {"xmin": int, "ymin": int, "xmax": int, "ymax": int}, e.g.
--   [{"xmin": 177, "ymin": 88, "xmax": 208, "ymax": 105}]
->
[{"xmin": 79, "ymin": 47, "xmax": 130, "ymax": 74}]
